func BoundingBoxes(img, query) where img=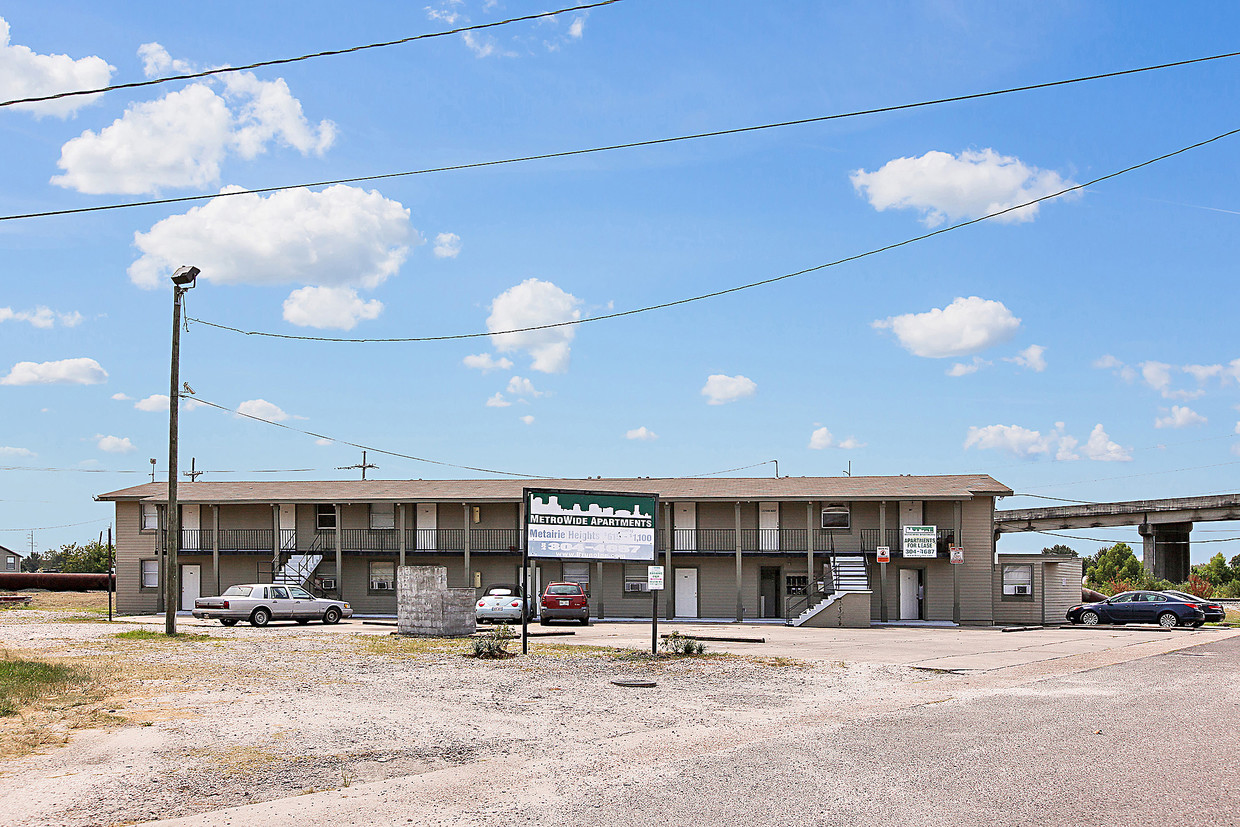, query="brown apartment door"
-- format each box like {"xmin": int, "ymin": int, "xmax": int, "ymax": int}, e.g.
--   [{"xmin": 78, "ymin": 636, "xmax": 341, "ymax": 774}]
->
[{"xmin": 759, "ymin": 566, "xmax": 781, "ymax": 618}]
